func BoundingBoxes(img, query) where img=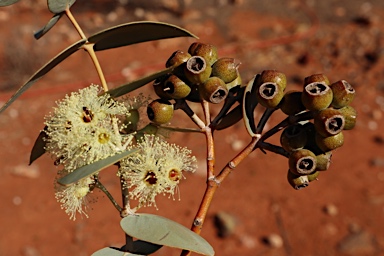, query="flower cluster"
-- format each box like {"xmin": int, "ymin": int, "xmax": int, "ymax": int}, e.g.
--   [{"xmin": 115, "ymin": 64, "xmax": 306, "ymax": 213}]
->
[{"xmin": 119, "ymin": 135, "xmax": 197, "ymax": 208}]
